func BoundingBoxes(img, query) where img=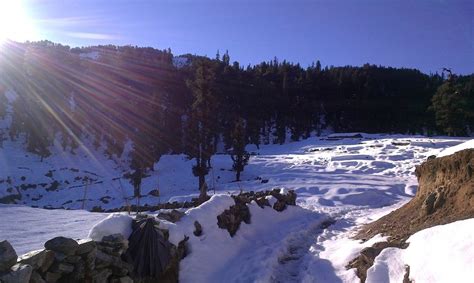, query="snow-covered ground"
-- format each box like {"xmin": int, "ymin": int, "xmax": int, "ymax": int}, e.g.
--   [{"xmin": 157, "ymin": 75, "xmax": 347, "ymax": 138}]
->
[
  {"xmin": 0, "ymin": 204, "xmax": 105, "ymax": 255},
  {"xmin": 1, "ymin": 118, "xmax": 472, "ymax": 282},
  {"xmin": 367, "ymin": 218, "xmax": 474, "ymax": 283}
]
